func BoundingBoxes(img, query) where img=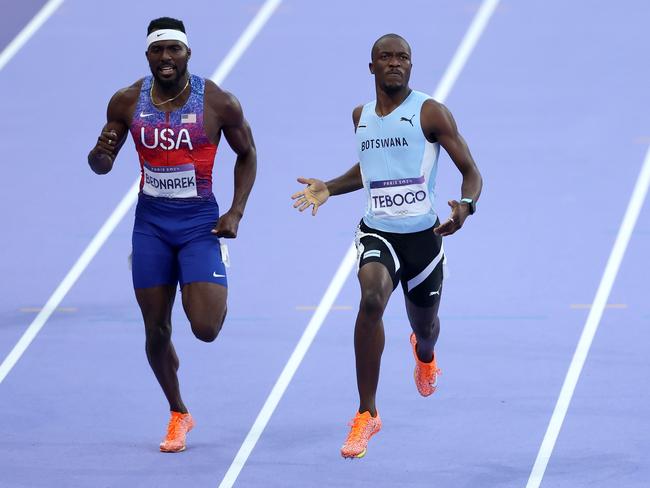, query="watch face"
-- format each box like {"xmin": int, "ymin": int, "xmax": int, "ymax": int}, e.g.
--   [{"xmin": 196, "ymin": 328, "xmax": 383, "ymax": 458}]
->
[{"xmin": 461, "ymin": 198, "xmax": 475, "ymax": 214}]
